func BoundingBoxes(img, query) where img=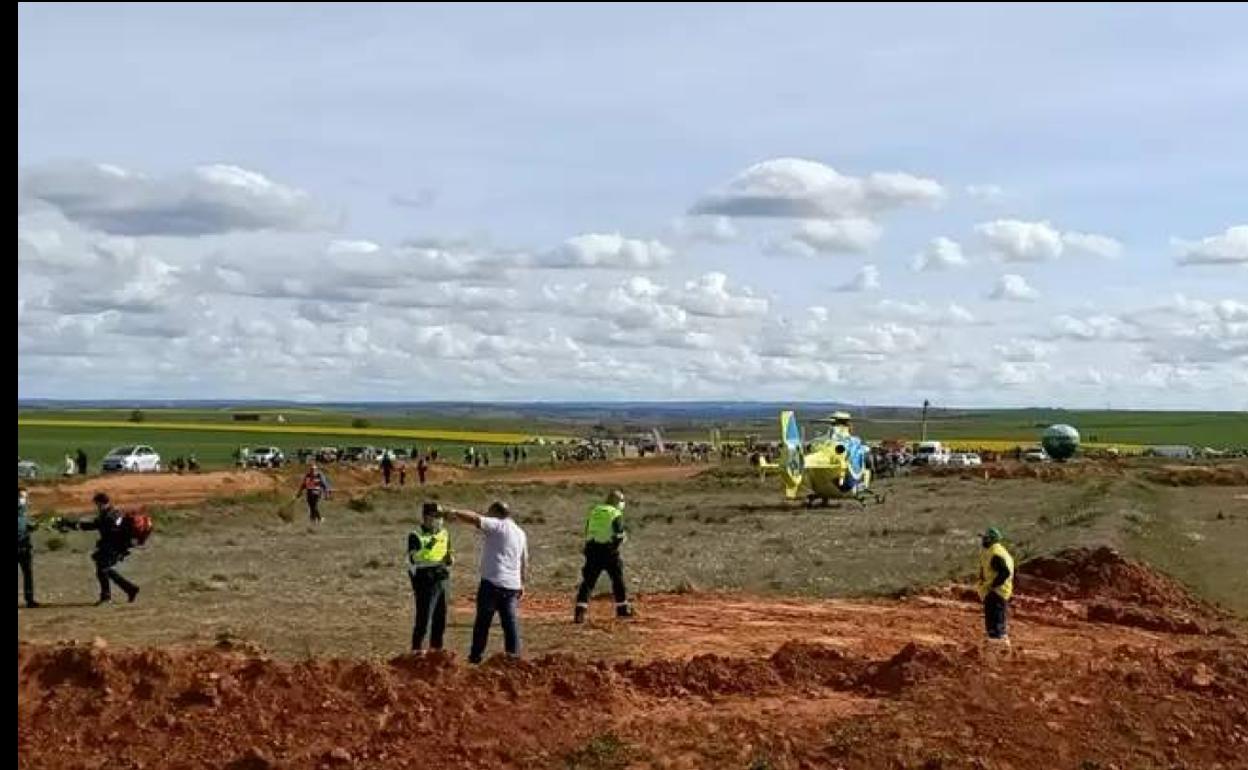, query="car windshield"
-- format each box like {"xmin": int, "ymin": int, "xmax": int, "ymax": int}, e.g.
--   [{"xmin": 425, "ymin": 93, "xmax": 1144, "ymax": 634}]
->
[{"xmin": 108, "ymin": 446, "xmax": 137, "ymax": 456}]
